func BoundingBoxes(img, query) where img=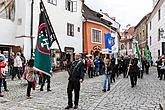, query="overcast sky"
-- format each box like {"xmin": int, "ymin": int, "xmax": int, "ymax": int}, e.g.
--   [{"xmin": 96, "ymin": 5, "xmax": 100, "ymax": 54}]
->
[{"xmin": 85, "ymin": 0, "xmax": 153, "ymax": 29}]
